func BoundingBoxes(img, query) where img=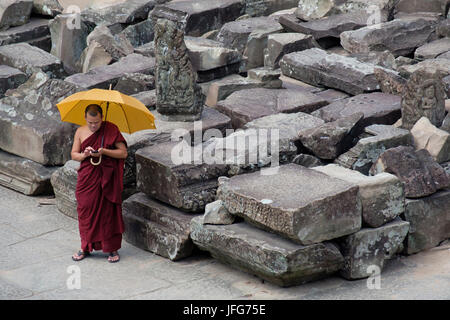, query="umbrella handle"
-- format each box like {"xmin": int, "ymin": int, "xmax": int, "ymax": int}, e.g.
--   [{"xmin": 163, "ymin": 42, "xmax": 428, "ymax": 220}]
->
[{"xmin": 90, "ymin": 155, "xmax": 102, "ymax": 166}]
